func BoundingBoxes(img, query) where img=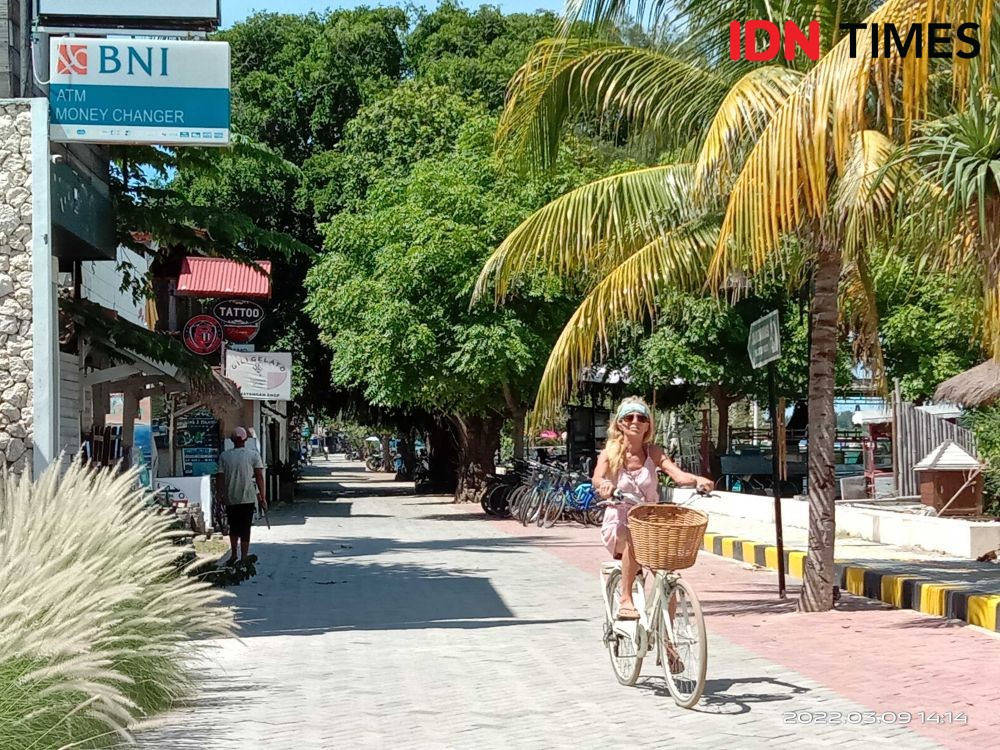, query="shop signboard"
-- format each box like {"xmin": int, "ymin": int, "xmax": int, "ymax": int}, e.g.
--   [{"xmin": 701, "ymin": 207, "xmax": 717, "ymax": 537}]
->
[
  {"xmin": 38, "ymin": 1, "xmax": 220, "ymax": 27},
  {"xmin": 183, "ymin": 314, "xmax": 223, "ymax": 355},
  {"xmin": 214, "ymin": 299, "xmax": 264, "ymax": 343},
  {"xmin": 225, "ymin": 351, "xmax": 293, "ymax": 401},
  {"xmin": 49, "ymin": 37, "xmax": 230, "ymax": 146}
]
